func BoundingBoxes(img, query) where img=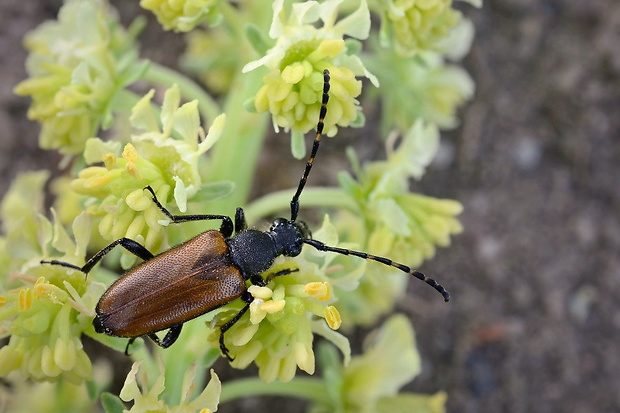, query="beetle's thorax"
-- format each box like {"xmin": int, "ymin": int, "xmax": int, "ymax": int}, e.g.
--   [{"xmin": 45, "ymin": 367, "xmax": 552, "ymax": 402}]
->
[
  {"xmin": 226, "ymin": 219, "xmax": 309, "ymax": 279},
  {"xmin": 227, "ymin": 229, "xmax": 278, "ymax": 279}
]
